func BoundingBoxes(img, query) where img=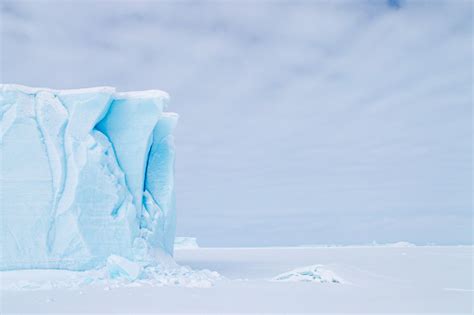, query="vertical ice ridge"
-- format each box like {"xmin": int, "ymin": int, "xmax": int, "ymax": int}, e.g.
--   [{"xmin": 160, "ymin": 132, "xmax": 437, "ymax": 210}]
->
[
  {"xmin": 144, "ymin": 113, "xmax": 179, "ymax": 255},
  {"xmin": 34, "ymin": 92, "xmax": 69, "ymax": 254},
  {"xmin": 93, "ymin": 130, "xmax": 129, "ymax": 218},
  {"xmin": 141, "ymin": 190, "xmax": 165, "ymax": 252},
  {"xmin": 0, "ymin": 90, "xmax": 53, "ymax": 269}
]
